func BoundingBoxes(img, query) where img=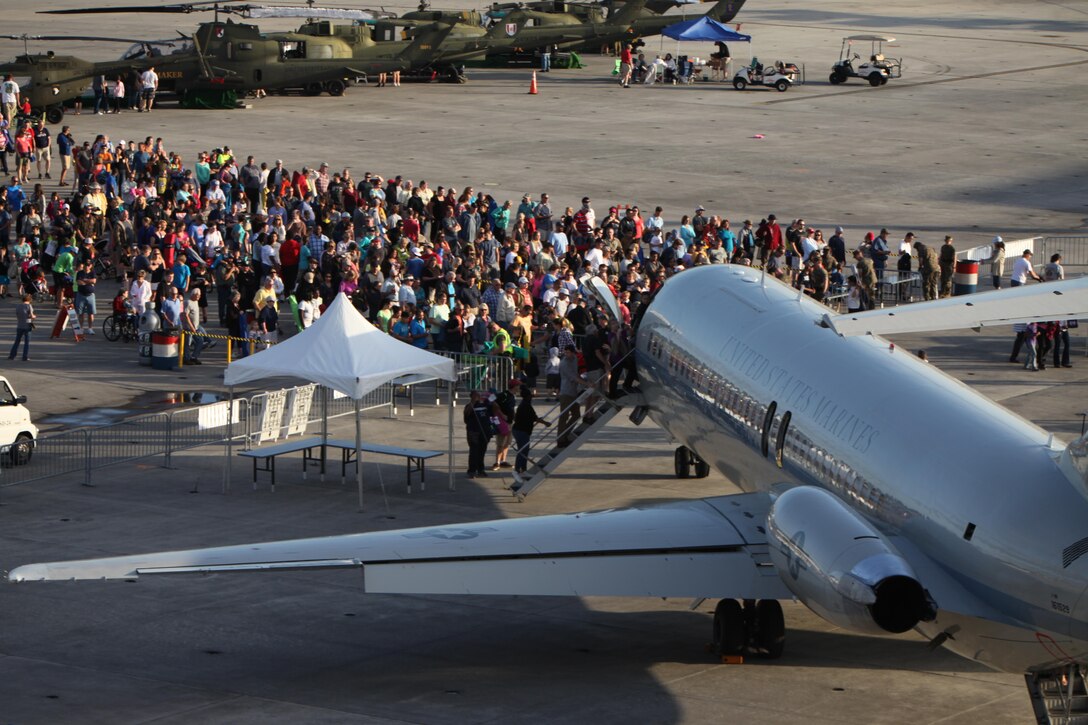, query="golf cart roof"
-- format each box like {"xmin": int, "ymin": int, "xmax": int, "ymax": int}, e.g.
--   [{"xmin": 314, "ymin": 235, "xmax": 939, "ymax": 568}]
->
[{"xmin": 845, "ymin": 35, "xmax": 895, "ymax": 42}]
